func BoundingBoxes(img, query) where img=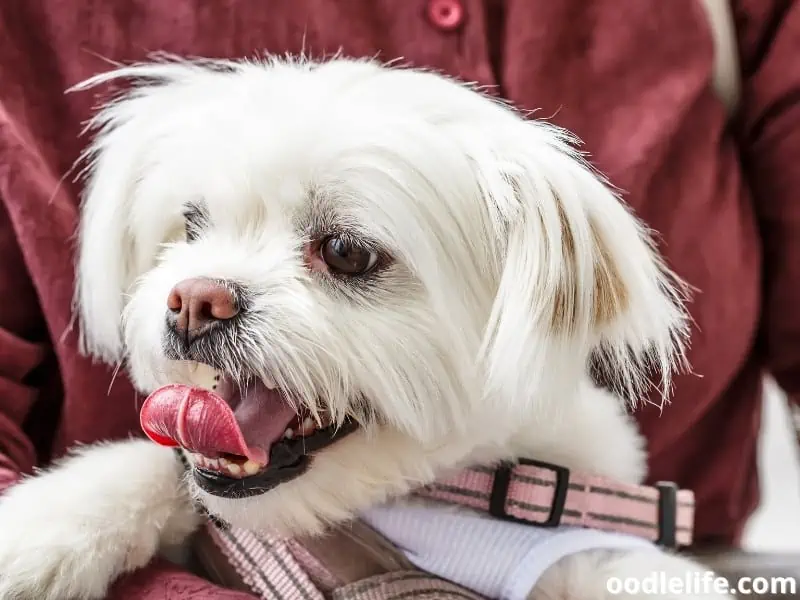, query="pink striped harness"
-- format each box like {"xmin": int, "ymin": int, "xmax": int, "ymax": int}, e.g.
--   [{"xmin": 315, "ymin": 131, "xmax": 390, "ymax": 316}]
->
[
  {"xmin": 189, "ymin": 454, "xmax": 695, "ymax": 599},
  {"xmin": 417, "ymin": 460, "xmax": 695, "ymax": 548}
]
